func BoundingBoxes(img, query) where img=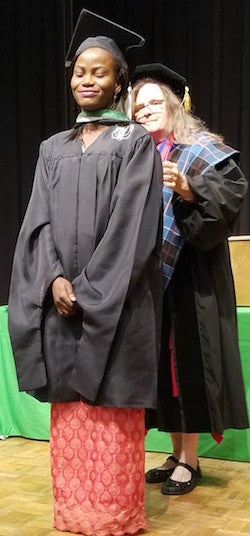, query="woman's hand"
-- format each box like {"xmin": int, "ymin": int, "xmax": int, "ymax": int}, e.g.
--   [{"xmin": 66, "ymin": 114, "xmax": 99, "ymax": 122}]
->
[
  {"xmin": 162, "ymin": 161, "xmax": 195, "ymax": 202},
  {"xmin": 52, "ymin": 276, "xmax": 77, "ymax": 317}
]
